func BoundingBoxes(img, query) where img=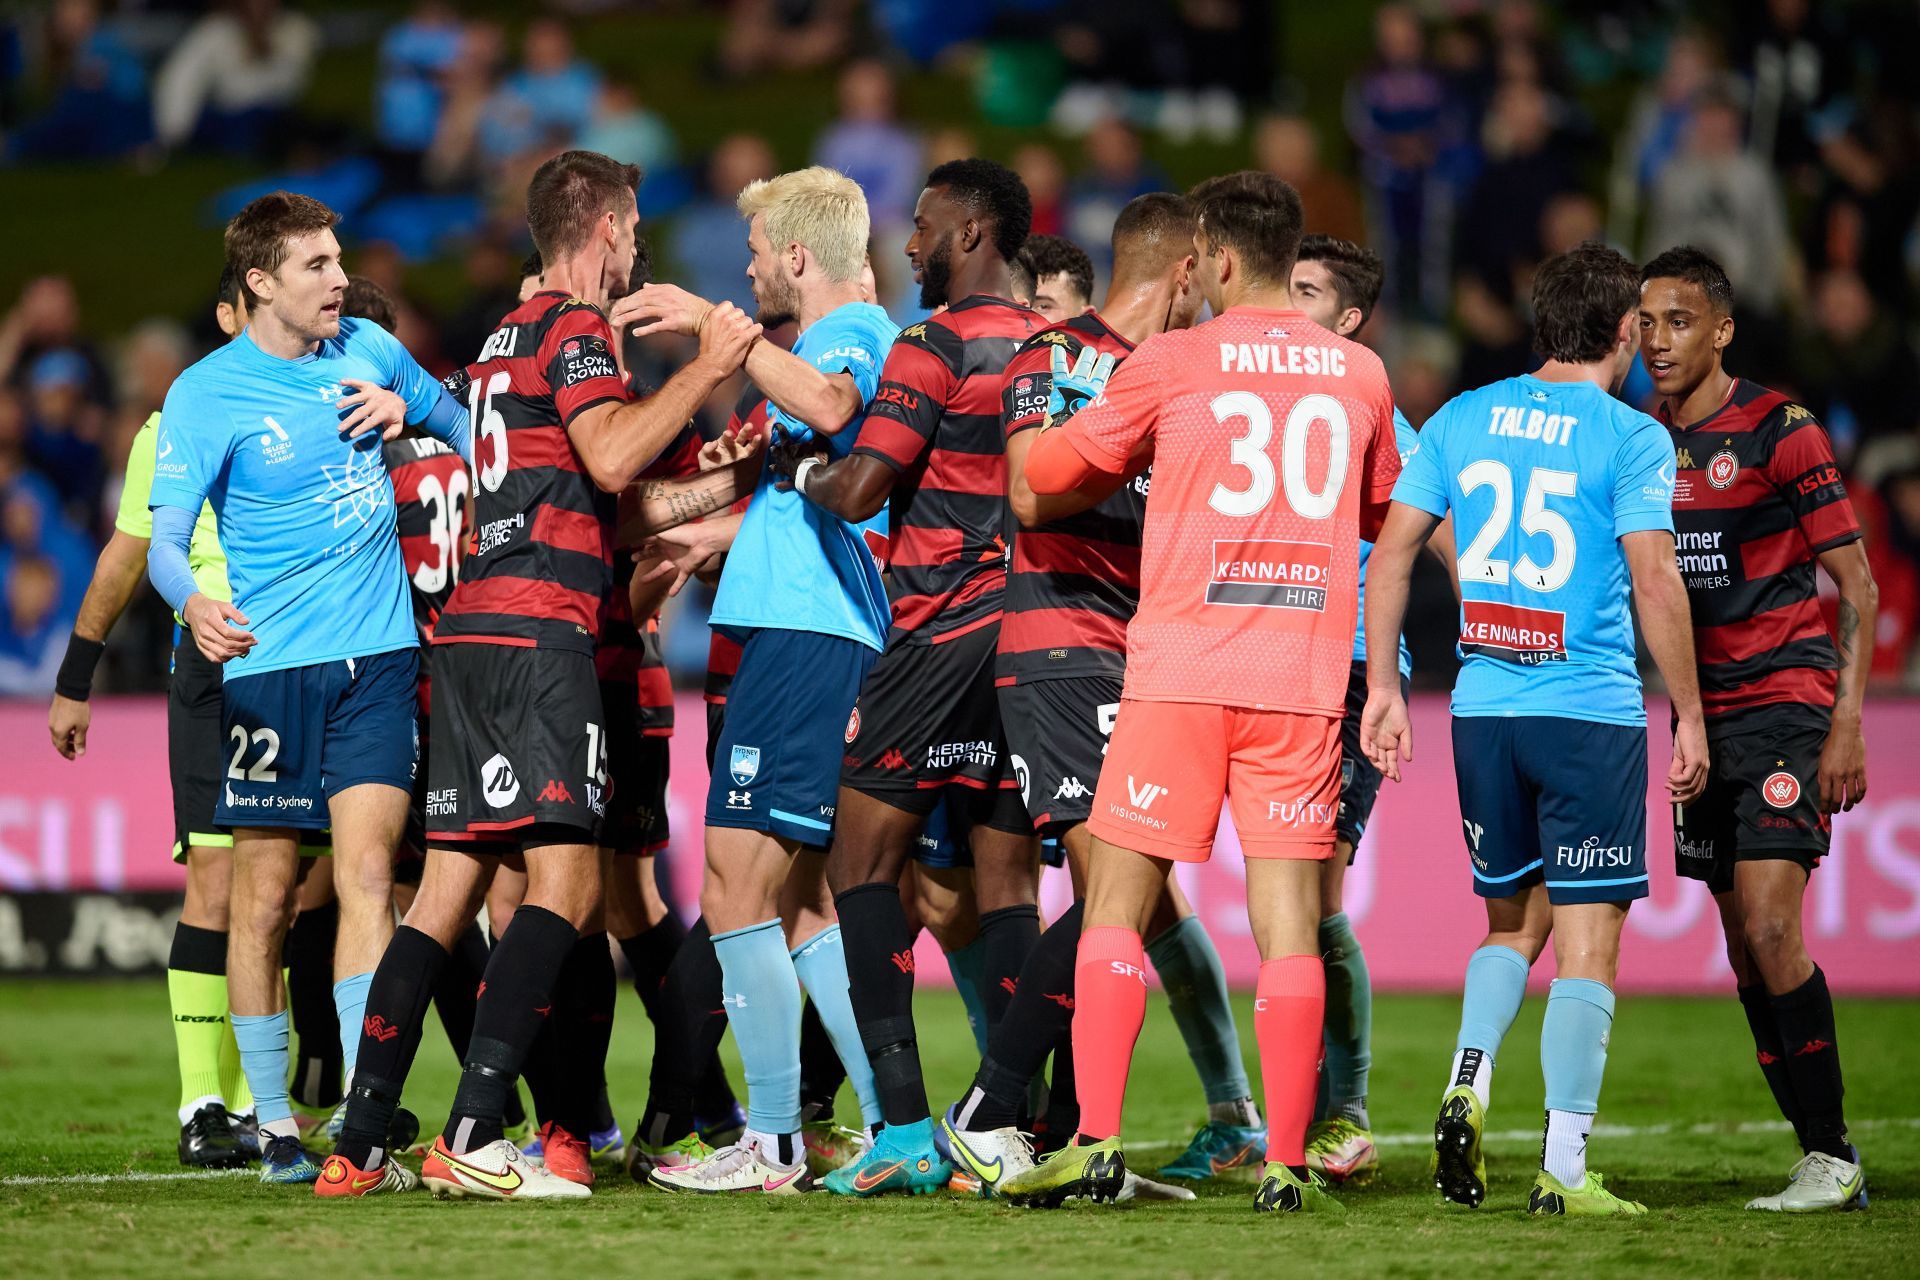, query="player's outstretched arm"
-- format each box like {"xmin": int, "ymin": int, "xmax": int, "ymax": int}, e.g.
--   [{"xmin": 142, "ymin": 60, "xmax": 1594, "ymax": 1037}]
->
[
  {"xmin": 1815, "ymin": 540, "xmax": 1878, "ymax": 812},
  {"xmin": 787, "ymin": 450, "xmax": 895, "ymax": 523},
  {"xmin": 618, "ymin": 448, "xmax": 763, "ymax": 542},
  {"xmin": 1005, "ymin": 422, "xmax": 1137, "ymax": 525},
  {"xmin": 572, "ymin": 303, "xmax": 761, "ymax": 492},
  {"xmin": 1623, "ymin": 529, "xmax": 1709, "ymax": 806},
  {"xmin": 1360, "ymin": 501, "xmax": 1438, "ymax": 781},
  {"xmin": 49, "ymin": 529, "xmax": 150, "ymax": 759}
]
